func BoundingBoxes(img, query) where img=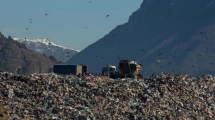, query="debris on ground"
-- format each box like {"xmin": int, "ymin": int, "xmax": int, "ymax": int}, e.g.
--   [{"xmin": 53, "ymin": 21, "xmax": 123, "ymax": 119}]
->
[{"xmin": 0, "ymin": 72, "xmax": 214, "ymax": 119}]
